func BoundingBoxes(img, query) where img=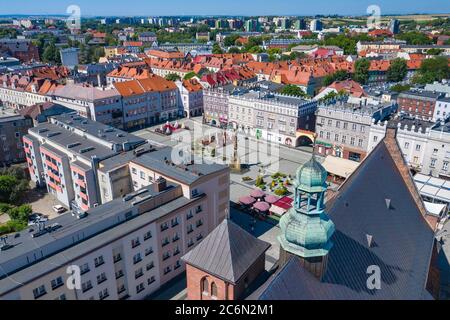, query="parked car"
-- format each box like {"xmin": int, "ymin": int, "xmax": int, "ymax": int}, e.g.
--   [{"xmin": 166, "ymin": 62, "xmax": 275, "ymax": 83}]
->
[
  {"xmin": 28, "ymin": 213, "xmax": 48, "ymax": 226},
  {"xmin": 52, "ymin": 205, "xmax": 66, "ymax": 214}
]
